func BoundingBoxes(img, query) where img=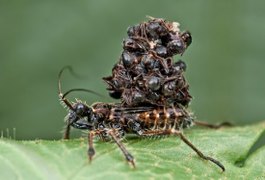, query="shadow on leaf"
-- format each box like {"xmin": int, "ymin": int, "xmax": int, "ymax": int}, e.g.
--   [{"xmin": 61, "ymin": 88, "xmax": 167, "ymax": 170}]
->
[{"xmin": 235, "ymin": 129, "xmax": 265, "ymax": 167}]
